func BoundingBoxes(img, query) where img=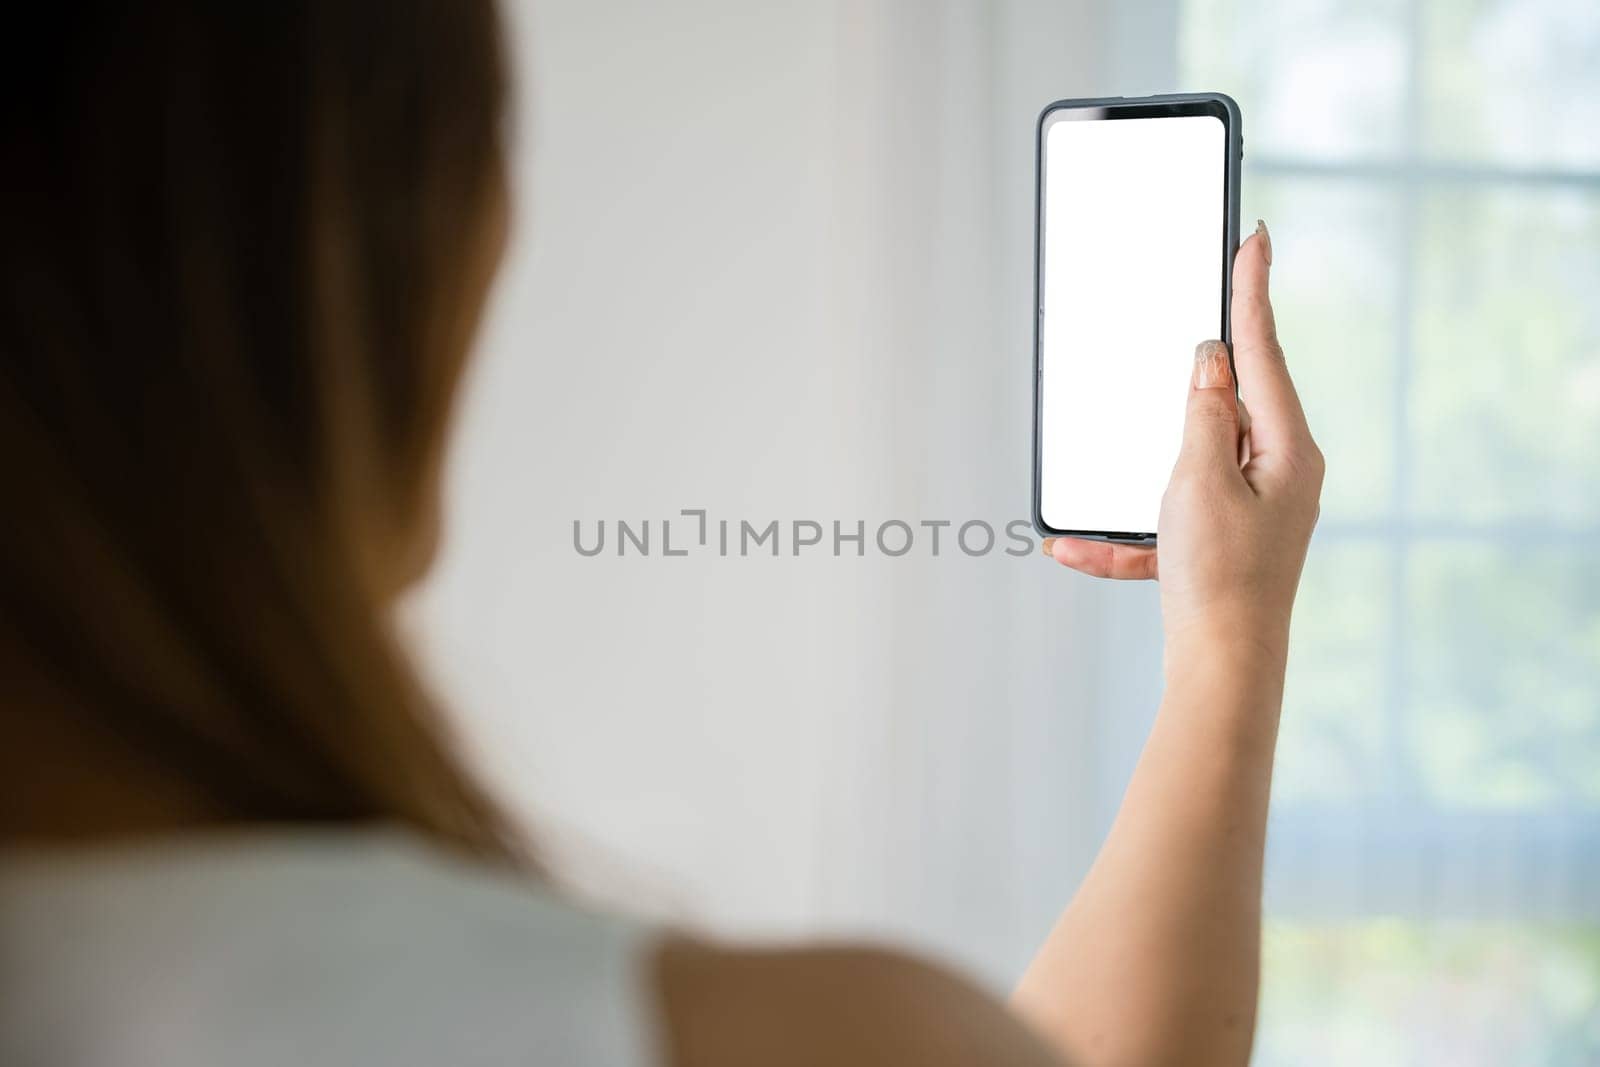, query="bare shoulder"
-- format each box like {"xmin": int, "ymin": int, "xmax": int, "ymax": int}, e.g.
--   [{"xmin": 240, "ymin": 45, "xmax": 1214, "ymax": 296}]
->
[{"xmin": 654, "ymin": 939, "xmax": 1068, "ymax": 1067}]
